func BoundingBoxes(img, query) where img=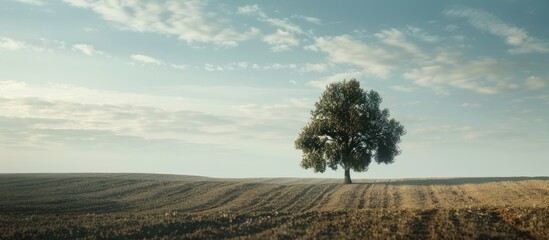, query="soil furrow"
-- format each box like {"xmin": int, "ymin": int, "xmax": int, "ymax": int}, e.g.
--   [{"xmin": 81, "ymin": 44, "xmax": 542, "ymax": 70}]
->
[
  {"xmin": 301, "ymin": 184, "xmax": 340, "ymax": 212},
  {"xmin": 357, "ymin": 183, "xmax": 372, "ymax": 209},
  {"xmin": 1, "ymin": 174, "xmax": 548, "ymax": 239}
]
